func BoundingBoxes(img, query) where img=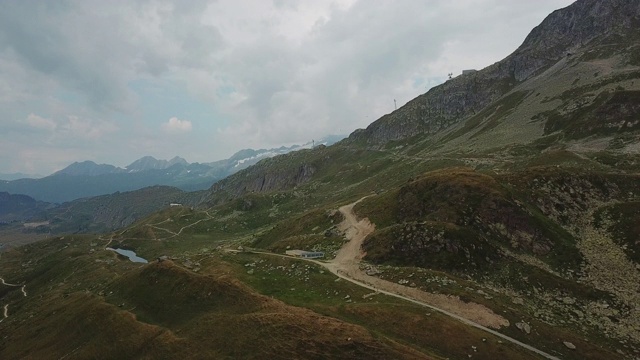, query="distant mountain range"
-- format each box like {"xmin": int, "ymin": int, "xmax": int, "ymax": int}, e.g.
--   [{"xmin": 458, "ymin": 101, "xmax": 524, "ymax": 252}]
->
[
  {"xmin": 0, "ymin": 172, "xmax": 43, "ymax": 181},
  {"xmin": 0, "ymin": 135, "xmax": 344, "ymax": 203}
]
